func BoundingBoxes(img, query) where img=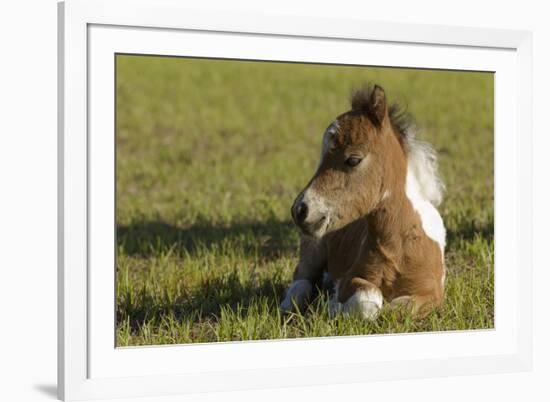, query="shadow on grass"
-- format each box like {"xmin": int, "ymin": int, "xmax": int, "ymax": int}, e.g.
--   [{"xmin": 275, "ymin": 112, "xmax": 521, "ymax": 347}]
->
[
  {"xmin": 117, "ymin": 218, "xmax": 298, "ymax": 260},
  {"xmin": 116, "ymin": 218, "xmax": 301, "ymax": 335},
  {"xmin": 117, "ymin": 267, "xmax": 289, "ymax": 331}
]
